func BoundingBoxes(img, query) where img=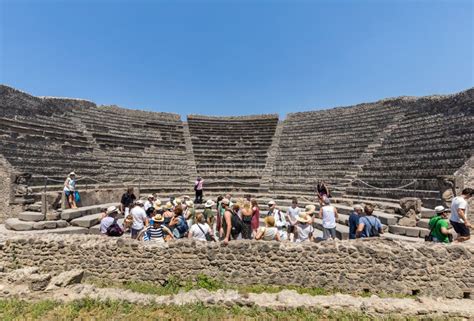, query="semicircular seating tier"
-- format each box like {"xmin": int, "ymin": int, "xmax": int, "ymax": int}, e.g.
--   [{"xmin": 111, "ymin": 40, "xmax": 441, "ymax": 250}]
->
[
  {"xmin": 0, "ymin": 84, "xmax": 473, "ymax": 208},
  {"xmin": 187, "ymin": 114, "xmax": 279, "ymax": 194},
  {"xmin": 0, "ymin": 85, "xmax": 193, "ymax": 194}
]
